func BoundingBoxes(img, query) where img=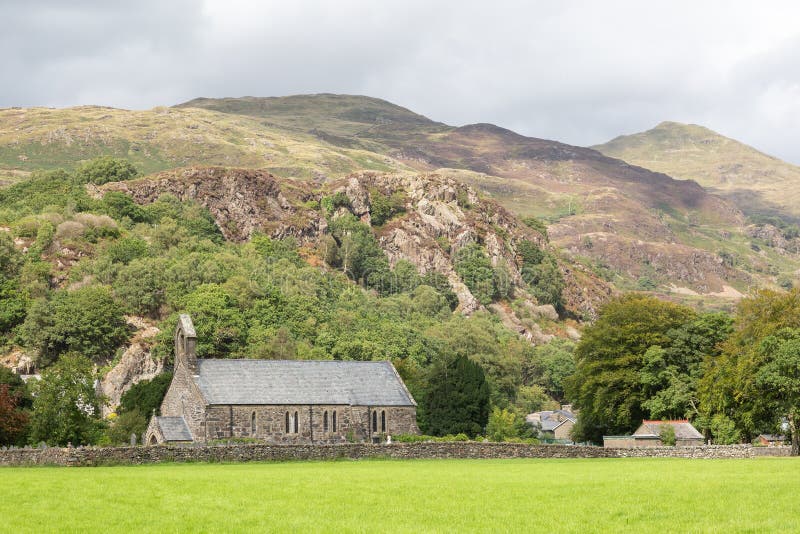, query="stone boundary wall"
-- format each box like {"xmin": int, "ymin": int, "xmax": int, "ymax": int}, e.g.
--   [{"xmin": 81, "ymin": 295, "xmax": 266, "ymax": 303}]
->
[{"xmin": 0, "ymin": 443, "xmax": 791, "ymax": 467}]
